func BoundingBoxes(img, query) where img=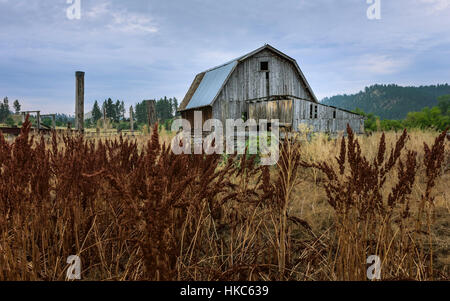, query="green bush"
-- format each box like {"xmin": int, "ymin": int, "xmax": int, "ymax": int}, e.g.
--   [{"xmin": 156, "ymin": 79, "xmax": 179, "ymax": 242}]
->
[
  {"xmin": 116, "ymin": 121, "xmax": 131, "ymax": 131},
  {"xmin": 164, "ymin": 119, "xmax": 173, "ymax": 132},
  {"xmin": 5, "ymin": 116, "xmax": 15, "ymax": 127}
]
